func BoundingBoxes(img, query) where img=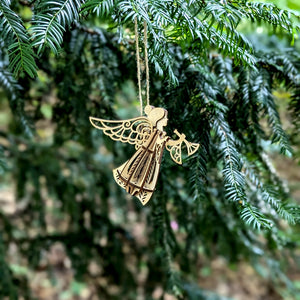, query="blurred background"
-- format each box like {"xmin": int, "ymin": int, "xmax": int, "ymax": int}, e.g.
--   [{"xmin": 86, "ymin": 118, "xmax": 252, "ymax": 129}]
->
[{"xmin": 0, "ymin": 0, "xmax": 300, "ymax": 299}]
